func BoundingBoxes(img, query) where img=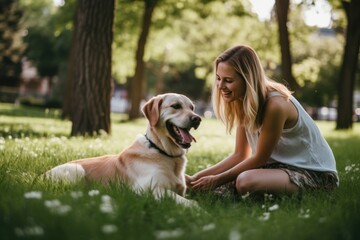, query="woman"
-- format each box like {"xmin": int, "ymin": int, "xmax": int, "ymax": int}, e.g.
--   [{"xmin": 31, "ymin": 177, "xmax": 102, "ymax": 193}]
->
[{"xmin": 187, "ymin": 45, "xmax": 338, "ymax": 196}]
